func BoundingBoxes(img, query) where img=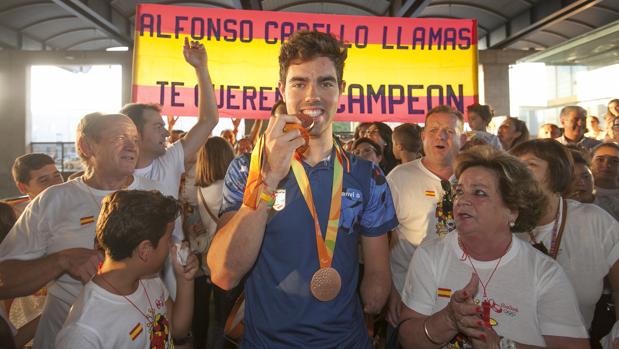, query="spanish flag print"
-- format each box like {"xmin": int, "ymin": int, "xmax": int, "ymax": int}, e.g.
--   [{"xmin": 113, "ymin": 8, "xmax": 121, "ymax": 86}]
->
[
  {"xmin": 132, "ymin": 4, "xmax": 478, "ymax": 123},
  {"xmin": 79, "ymin": 216, "xmax": 95, "ymax": 225},
  {"xmin": 129, "ymin": 322, "xmax": 143, "ymax": 341},
  {"xmin": 424, "ymin": 191, "xmax": 436, "ymax": 197},
  {"xmin": 437, "ymin": 288, "xmax": 452, "ymax": 298}
]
